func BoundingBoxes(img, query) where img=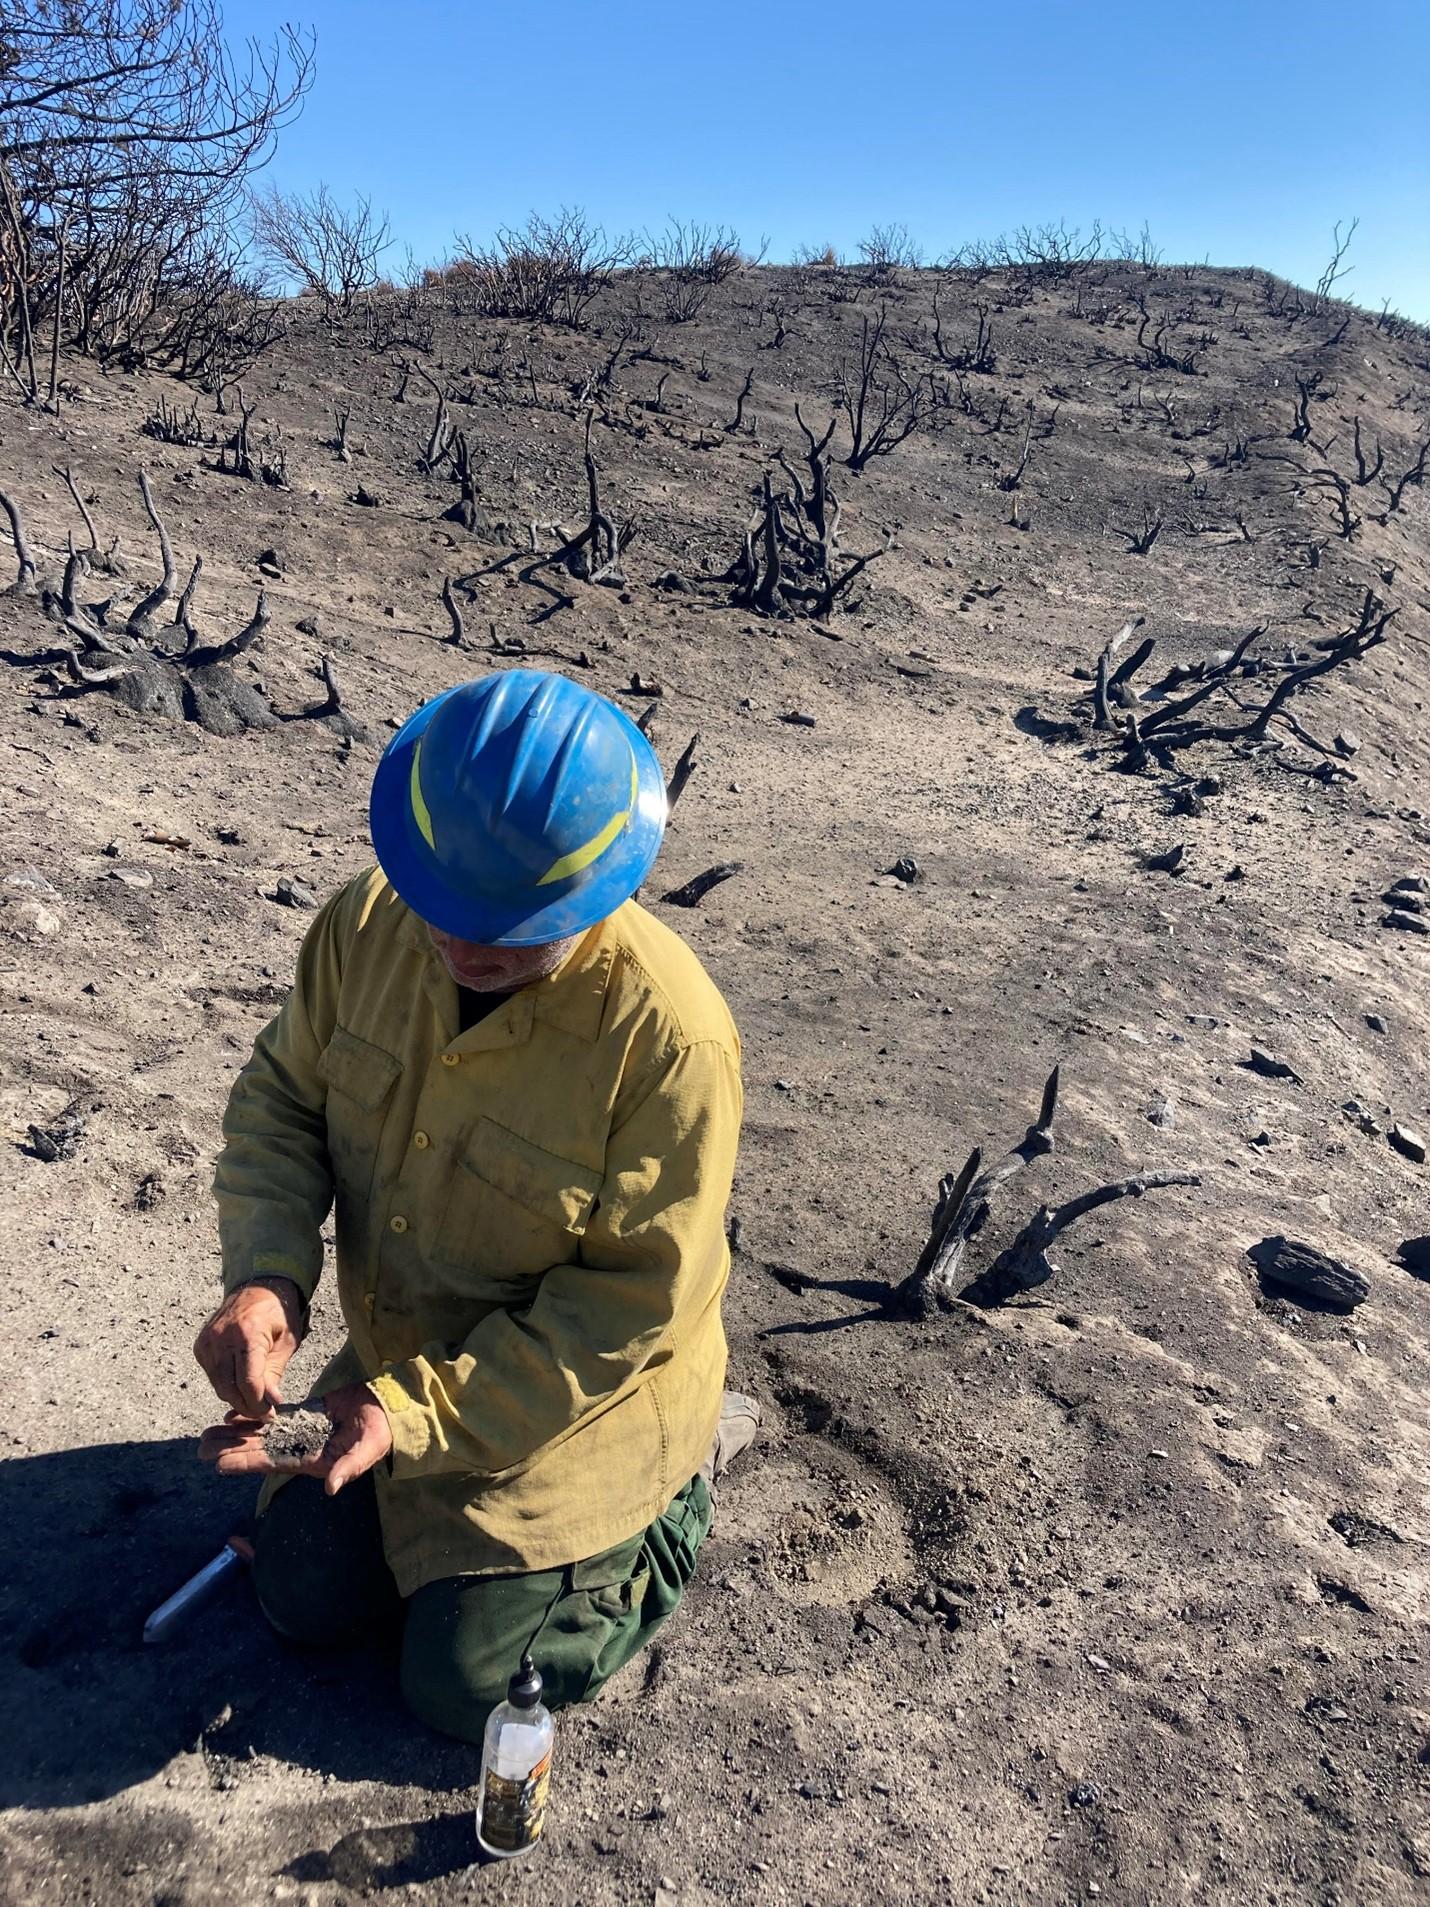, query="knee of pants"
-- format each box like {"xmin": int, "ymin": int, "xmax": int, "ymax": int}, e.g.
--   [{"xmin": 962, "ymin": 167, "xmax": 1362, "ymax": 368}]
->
[
  {"xmin": 399, "ymin": 1635, "xmax": 509, "ymax": 1744},
  {"xmin": 399, "ymin": 1593, "xmax": 512, "ymax": 1743},
  {"xmin": 252, "ymin": 1475, "xmax": 396, "ymax": 1648},
  {"xmin": 399, "ymin": 1573, "xmax": 596, "ymax": 1745}
]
